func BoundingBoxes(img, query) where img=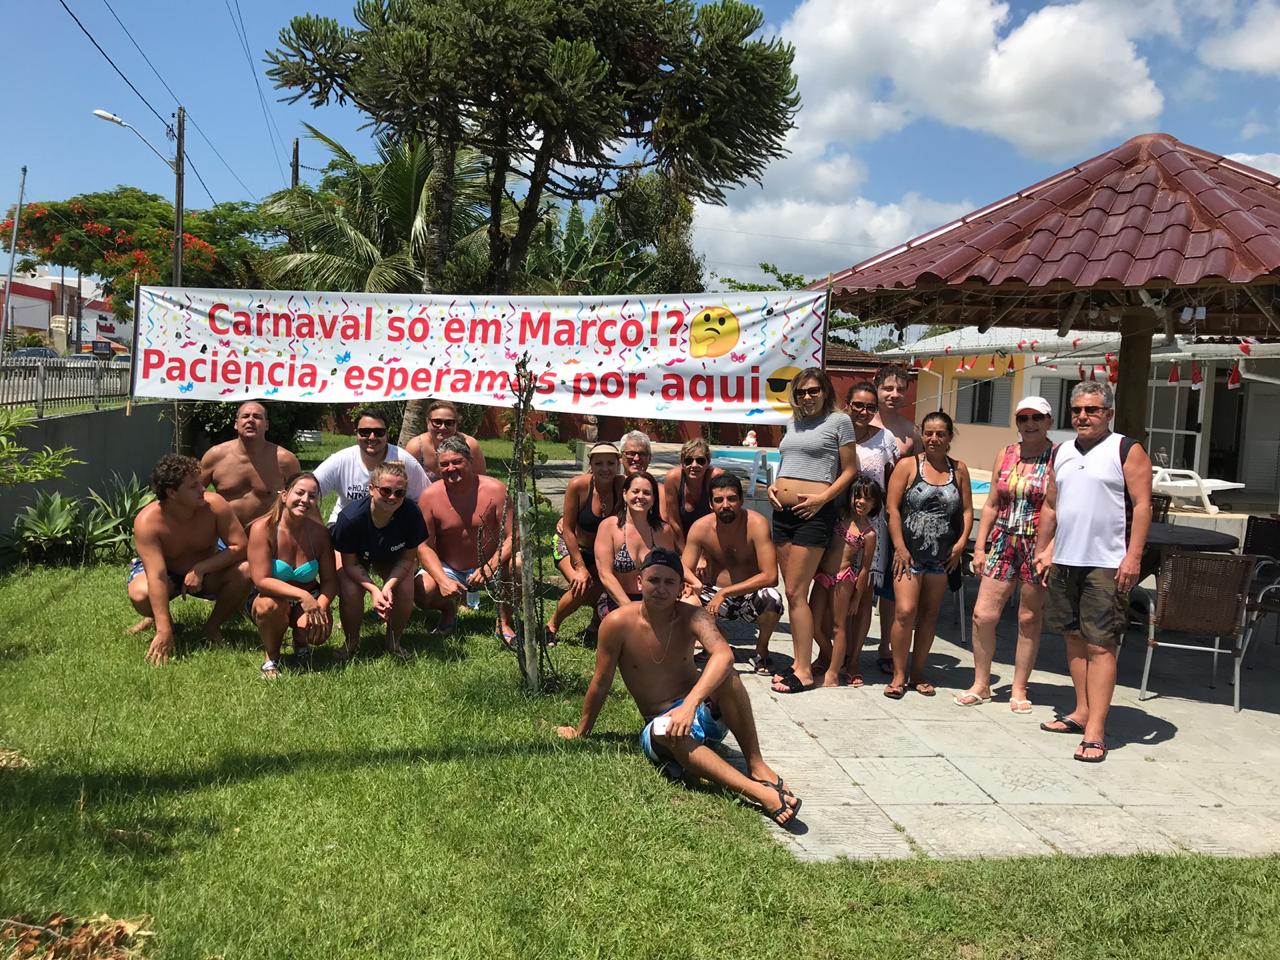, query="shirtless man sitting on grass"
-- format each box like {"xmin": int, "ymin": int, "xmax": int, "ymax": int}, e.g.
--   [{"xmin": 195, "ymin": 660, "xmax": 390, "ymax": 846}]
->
[
  {"xmin": 127, "ymin": 454, "xmax": 251, "ymax": 664},
  {"xmin": 199, "ymin": 401, "xmax": 302, "ymax": 526},
  {"xmin": 557, "ymin": 549, "xmax": 801, "ymax": 826}
]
